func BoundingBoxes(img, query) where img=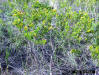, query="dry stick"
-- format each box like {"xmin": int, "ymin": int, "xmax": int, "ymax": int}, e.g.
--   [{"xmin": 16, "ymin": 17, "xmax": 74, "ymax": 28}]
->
[
  {"xmin": 29, "ymin": 41, "xmax": 37, "ymax": 64},
  {"xmin": 49, "ymin": 30, "xmax": 56, "ymax": 75},
  {"xmin": 50, "ymin": 56, "xmax": 52, "ymax": 75},
  {"xmin": 29, "ymin": 41, "xmax": 40, "ymax": 75},
  {"xmin": 50, "ymin": 30, "xmax": 53, "ymax": 75}
]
